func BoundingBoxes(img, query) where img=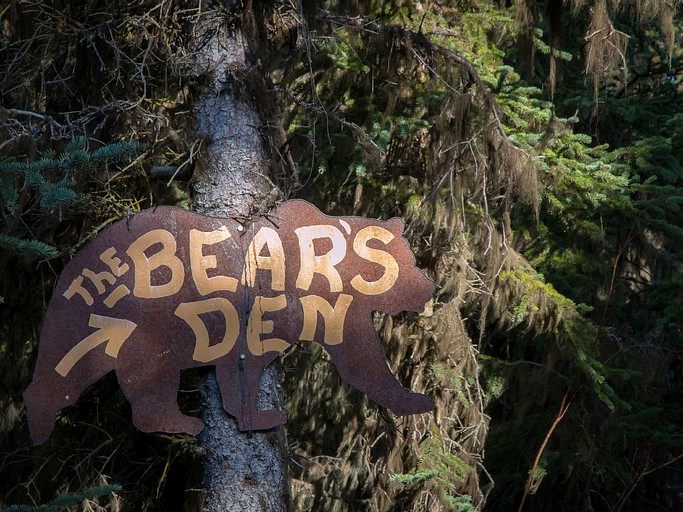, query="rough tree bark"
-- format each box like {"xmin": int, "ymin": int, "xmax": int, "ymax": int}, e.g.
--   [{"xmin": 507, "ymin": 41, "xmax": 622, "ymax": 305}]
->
[{"xmin": 189, "ymin": 8, "xmax": 288, "ymax": 511}]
